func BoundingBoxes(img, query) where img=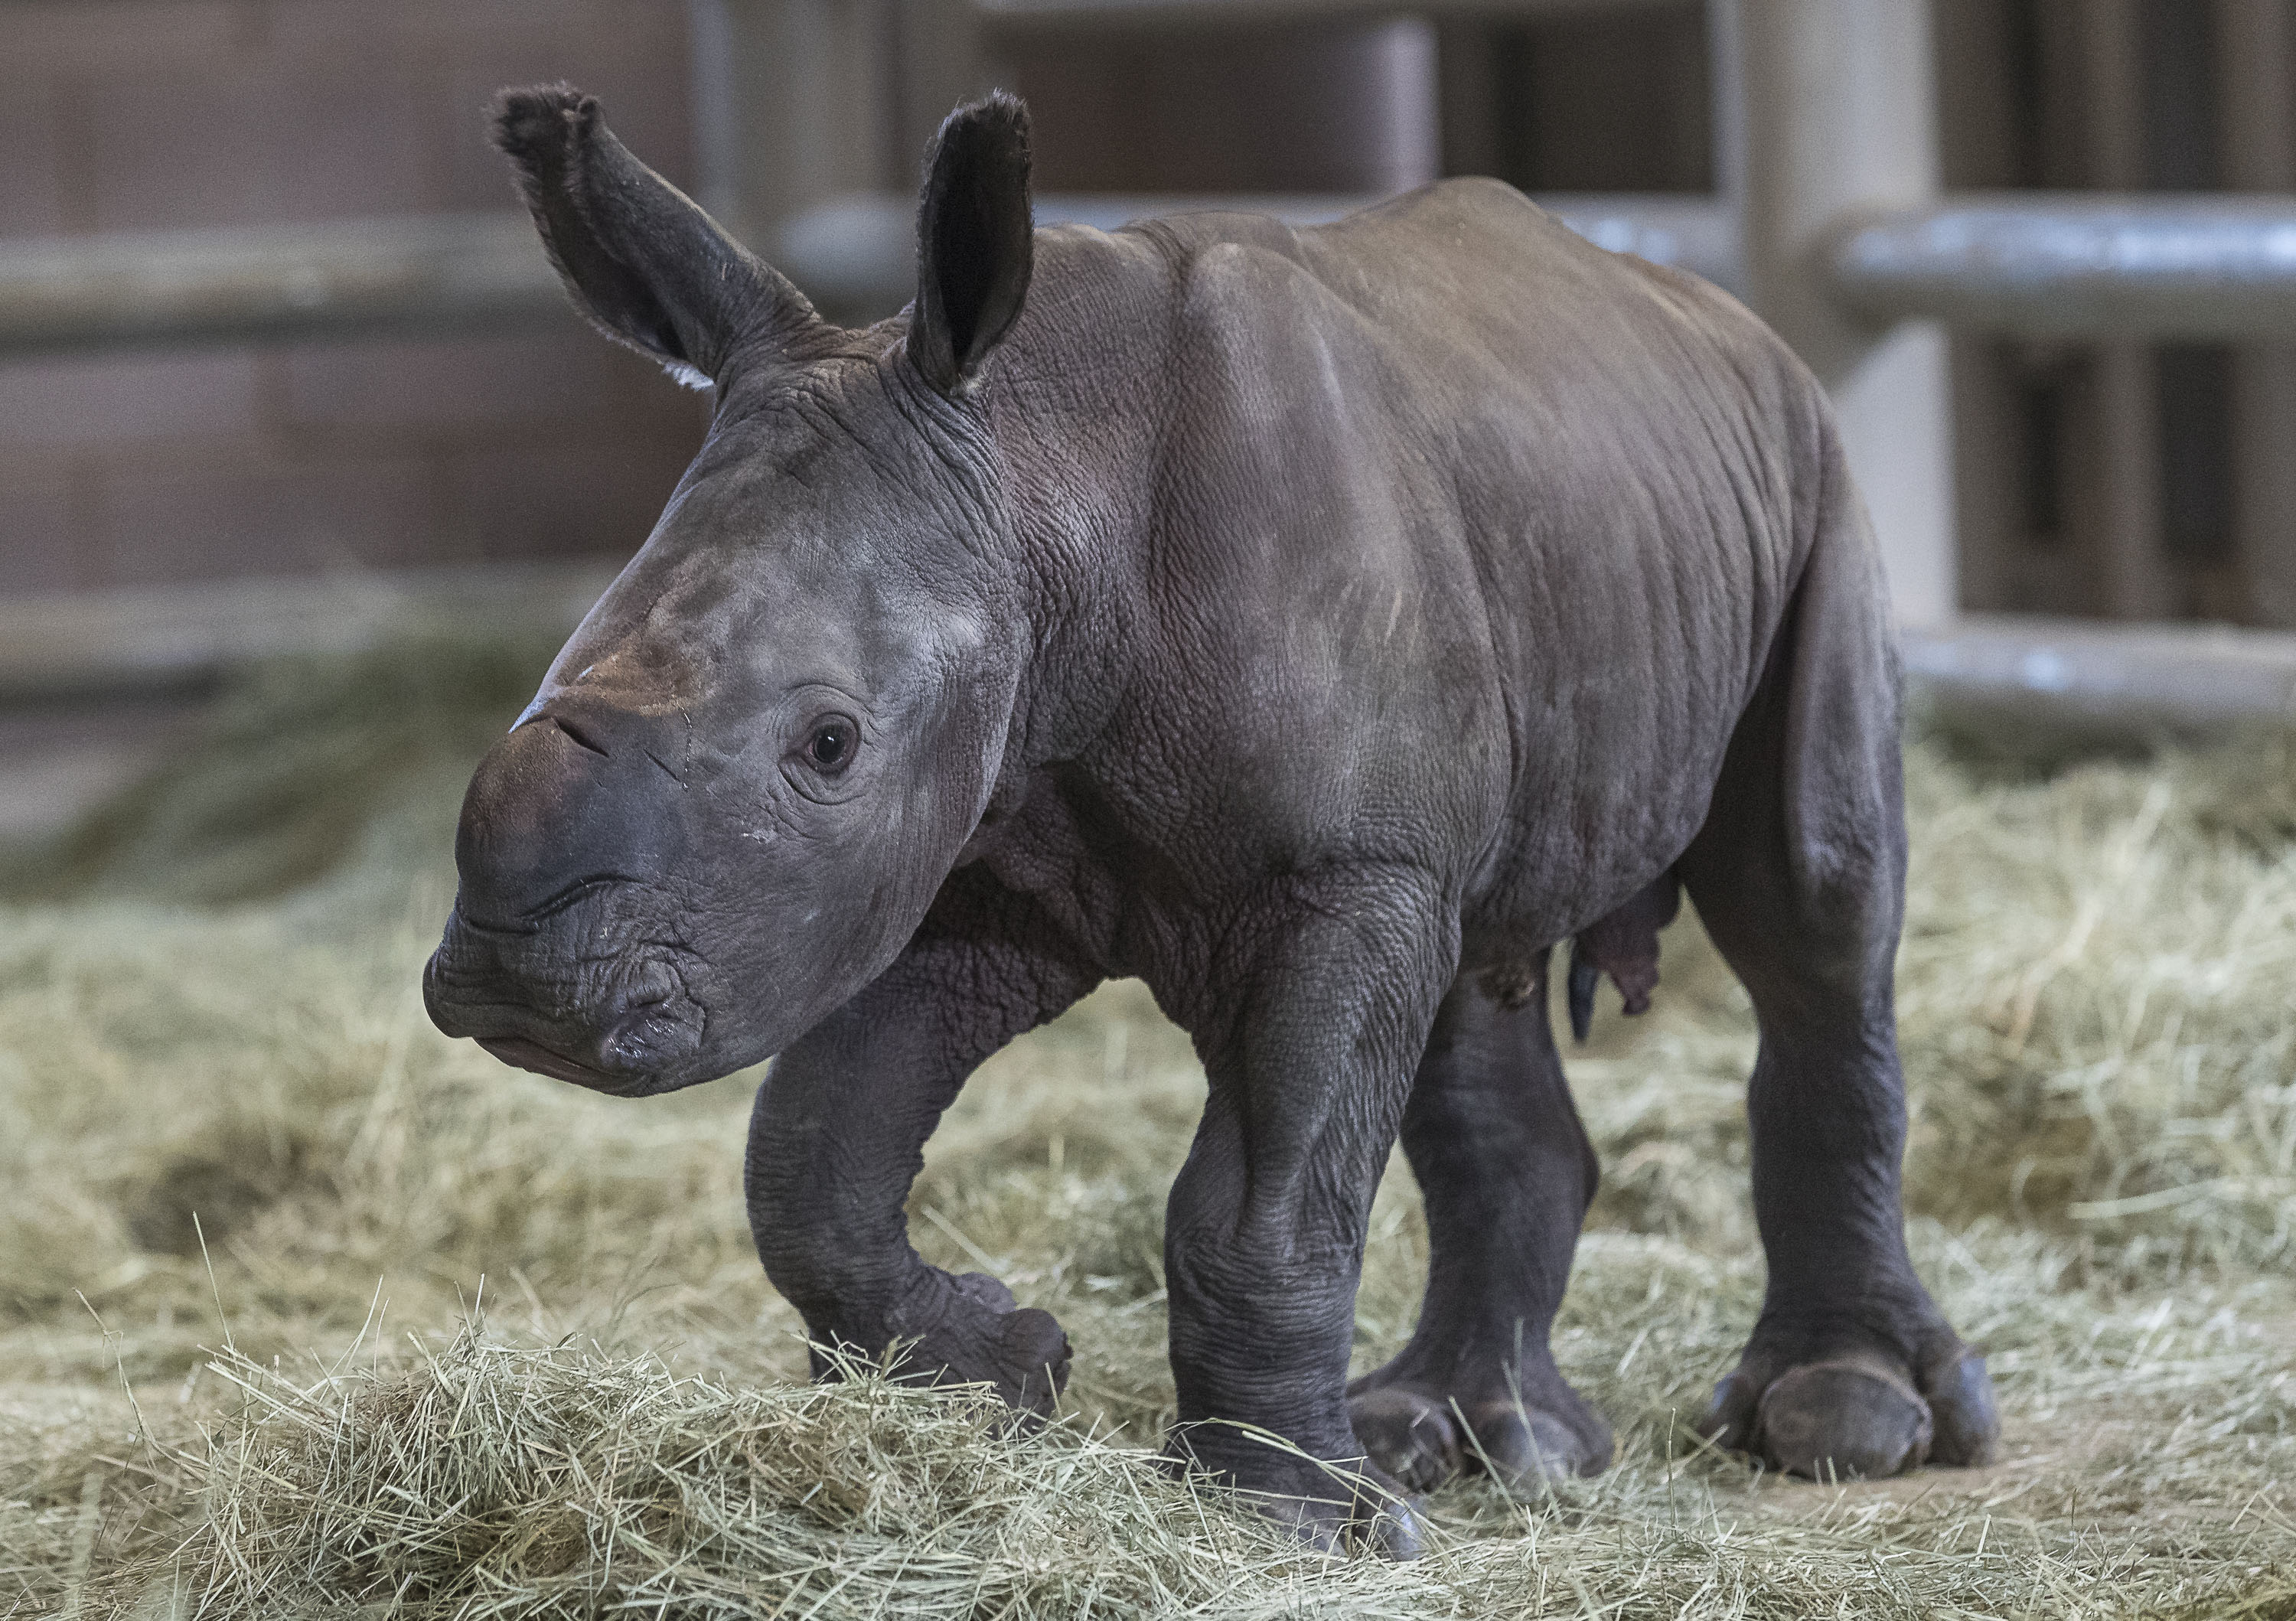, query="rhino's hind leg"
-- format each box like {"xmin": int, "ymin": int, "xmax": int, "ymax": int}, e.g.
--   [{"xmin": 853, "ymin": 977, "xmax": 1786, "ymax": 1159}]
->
[
  {"xmin": 1675, "ymin": 791, "xmax": 2001, "ymax": 1480},
  {"xmin": 1673, "ymin": 439, "xmax": 2000, "ymax": 1480},
  {"xmin": 1348, "ymin": 961, "xmax": 1612, "ymax": 1493}
]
